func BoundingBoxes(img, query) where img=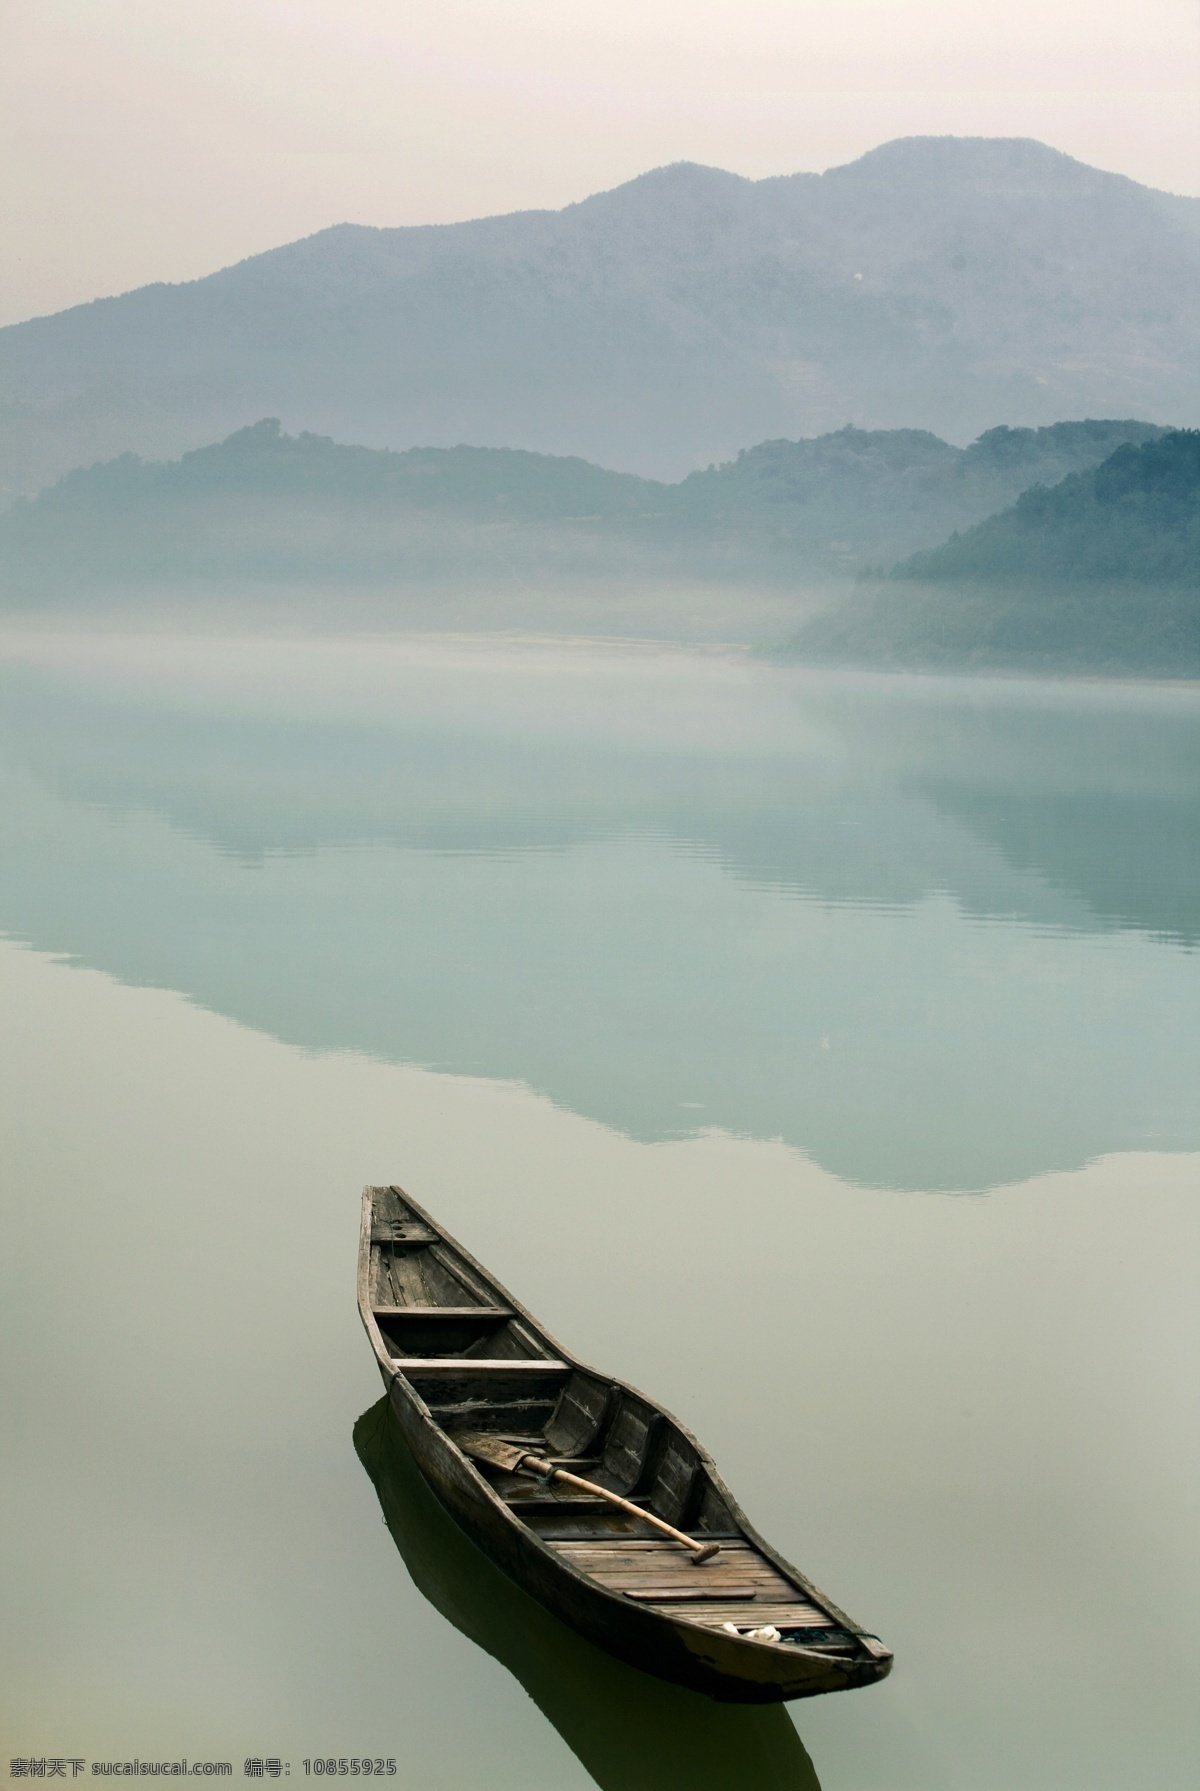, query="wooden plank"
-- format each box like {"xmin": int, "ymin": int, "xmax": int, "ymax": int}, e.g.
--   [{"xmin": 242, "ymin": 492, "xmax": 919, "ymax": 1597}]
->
[
  {"xmin": 680, "ymin": 1619, "xmax": 841, "ymax": 1633},
  {"xmin": 462, "ymin": 1325, "xmax": 538, "ymax": 1362},
  {"xmin": 427, "ymin": 1401, "xmax": 562, "ymax": 1431},
  {"xmin": 551, "ymin": 1540, "xmax": 762, "ymax": 1554},
  {"xmin": 373, "ymin": 1306, "xmax": 513, "ymax": 1320},
  {"xmin": 623, "ymin": 1588, "xmax": 760, "ymax": 1602},
  {"xmin": 525, "ymin": 1517, "xmax": 676, "ymax": 1540},
  {"xmin": 377, "ymin": 1249, "xmax": 429, "ymax": 1306},
  {"xmin": 653, "ymin": 1611, "xmax": 819, "ymax": 1624},
  {"xmin": 505, "ymin": 1319, "xmax": 549, "ymax": 1358},
  {"xmin": 371, "ymin": 1228, "xmax": 438, "ymax": 1244},
  {"xmin": 569, "ymin": 1563, "xmax": 792, "ymax": 1581},
  {"xmin": 551, "ymin": 1560, "xmax": 772, "ymax": 1578},
  {"xmin": 561, "ymin": 1568, "xmax": 795, "ymax": 1591},
  {"xmin": 557, "ymin": 1551, "xmax": 784, "ymax": 1570},
  {"xmin": 652, "ymin": 1434, "xmax": 700, "ymax": 1528},
  {"xmin": 552, "ymin": 1548, "xmax": 774, "ymax": 1568},
  {"xmin": 557, "ymin": 1565, "xmax": 780, "ymax": 1583},
  {"xmin": 544, "ymin": 1372, "xmax": 613, "ymax": 1456},
  {"xmin": 600, "ymin": 1393, "xmax": 662, "ymax": 1492},
  {"xmin": 552, "ymin": 1550, "xmax": 755, "ymax": 1563},
  {"xmin": 428, "ymin": 1243, "xmax": 503, "ymax": 1305},
  {"xmin": 392, "ymin": 1358, "xmax": 569, "ymax": 1371},
  {"xmin": 502, "ymin": 1495, "xmax": 648, "ymax": 1510},
  {"xmin": 551, "ymin": 1539, "xmax": 718, "ymax": 1552},
  {"xmin": 554, "ymin": 1537, "xmax": 755, "ymax": 1550},
  {"xmin": 549, "ymin": 1537, "xmax": 823, "ymax": 1613},
  {"xmin": 553, "ymin": 1549, "xmax": 802, "ymax": 1598},
  {"xmin": 537, "ymin": 1525, "xmax": 741, "ymax": 1540},
  {"xmin": 531, "ymin": 1526, "xmax": 733, "ymax": 1539}
]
